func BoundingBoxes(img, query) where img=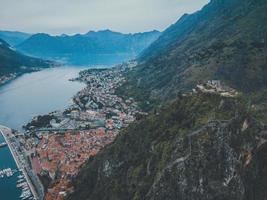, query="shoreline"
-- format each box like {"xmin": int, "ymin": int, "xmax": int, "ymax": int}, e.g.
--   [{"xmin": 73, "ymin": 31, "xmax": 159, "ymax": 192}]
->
[
  {"xmin": 0, "ymin": 65, "xmax": 60, "ymax": 88},
  {"xmin": 0, "ymin": 74, "xmax": 20, "ymax": 88},
  {"xmin": 0, "ymin": 62, "xmax": 138, "ymax": 199},
  {"xmin": 0, "ymin": 125, "xmax": 39, "ymax": 200}
]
